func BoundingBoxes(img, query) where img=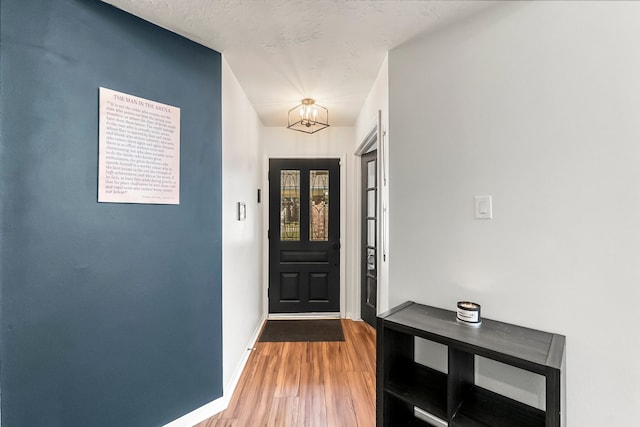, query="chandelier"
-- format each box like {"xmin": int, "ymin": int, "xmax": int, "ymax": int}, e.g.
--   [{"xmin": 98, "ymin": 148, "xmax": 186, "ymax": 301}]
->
[{"xmin": 287, "ymin": 98, "xmax": 329, "ymax": 134}]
